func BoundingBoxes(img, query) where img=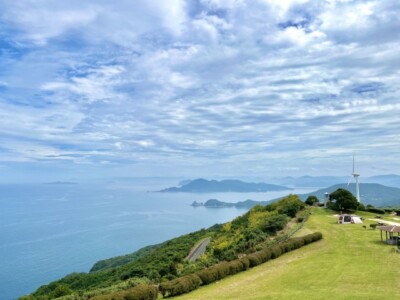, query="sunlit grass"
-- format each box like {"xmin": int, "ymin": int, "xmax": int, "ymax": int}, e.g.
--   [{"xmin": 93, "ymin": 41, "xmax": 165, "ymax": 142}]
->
[{"xmin": 175, "ymin": 208, "xmax": 400, "ymax": 299}]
